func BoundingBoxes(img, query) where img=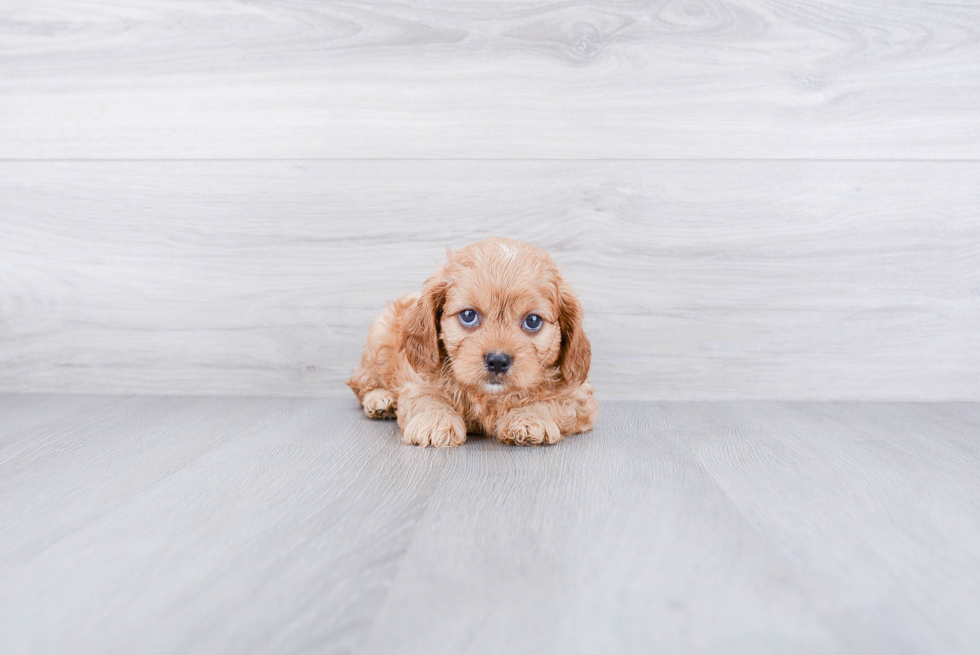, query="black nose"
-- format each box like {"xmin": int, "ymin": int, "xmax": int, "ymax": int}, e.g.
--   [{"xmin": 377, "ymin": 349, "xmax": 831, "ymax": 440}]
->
[{"xmin": 484, "ymin": 352, "xmax": 513, "ymax": 374}]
